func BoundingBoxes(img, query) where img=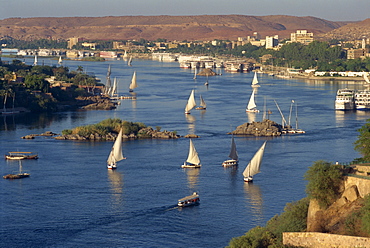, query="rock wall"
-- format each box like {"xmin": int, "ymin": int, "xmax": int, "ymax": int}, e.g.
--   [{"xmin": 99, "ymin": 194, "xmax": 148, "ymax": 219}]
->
[
  {"xmin": 283, "ymin": 232, "xmax": 370, "ymax": 248},
  {"xmin": 344, "ymin": 175, "xmax": 370, "ymax": 198}
]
